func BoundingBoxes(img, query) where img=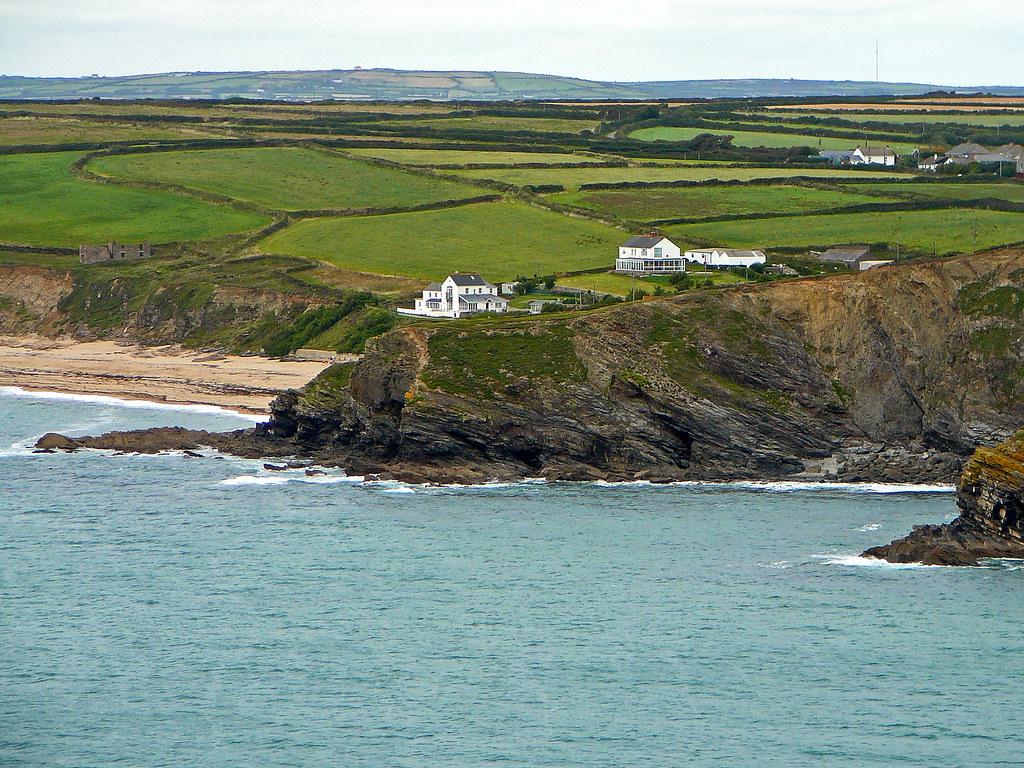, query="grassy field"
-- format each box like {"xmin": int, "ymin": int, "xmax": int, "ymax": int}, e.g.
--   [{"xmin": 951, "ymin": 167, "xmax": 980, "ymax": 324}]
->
[
  {"xmin": 0, "ymin": 152, "xmax": 268, "ymax": 247},
  {"xmin": 761, "ymin": 111, "xmax": 1024, "ymax": 127},
  {"xmin": 344, "ymin": 148, "xmax": 609, "ymax": 165},
  {"xmin": 549, "ymin": 185, "xmax": 889, "ymax": 221},
  {"xmin": 260, "ymin": 201, "xmax": 624, "ymax": 280},
  {"xmin": 0, "ymin": 115, "xmax": 234, "ymax": 145},
  {"xmin": 557, "ymin": 269, "xmax": 745, "ymax": 296},
  {"xmin": 378, "ymin": 116, "xmax": 601, "ymax": 133},
  {"xmin": 627, "ymin": 125, "xmax": 918, "ymax": 153},
  {"xmin": 840, "ymin": 182, "xmax": 1024, "ymax": 202},
  {"xmin": 669, "ymin": 209, "xmax": 1024, "ymax": 254},
  {"xmin": 90, "ymin": 147, "xmax": 486, "ymax": 211},
  {"xmin": 452, "ymin": 166, "xmax": 906, "ymax": 189}
]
